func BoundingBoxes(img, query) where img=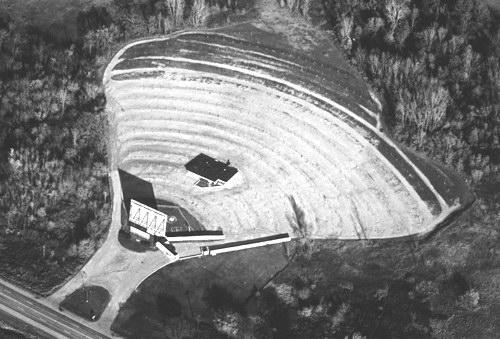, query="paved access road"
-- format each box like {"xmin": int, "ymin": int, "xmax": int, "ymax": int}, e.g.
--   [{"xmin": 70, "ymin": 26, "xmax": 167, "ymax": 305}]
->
[{"xmin": 0, "ymin": 282, "xmax": 109, "ymax": 339}]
